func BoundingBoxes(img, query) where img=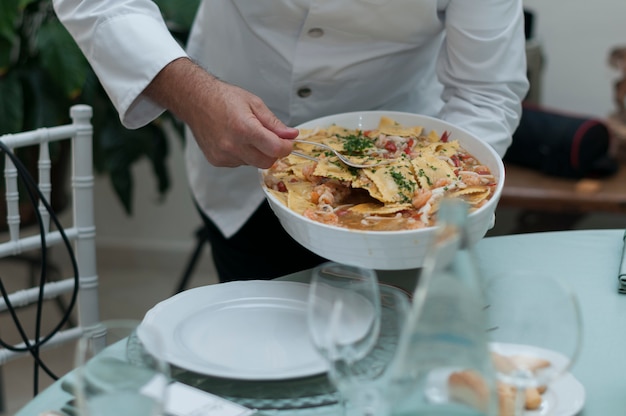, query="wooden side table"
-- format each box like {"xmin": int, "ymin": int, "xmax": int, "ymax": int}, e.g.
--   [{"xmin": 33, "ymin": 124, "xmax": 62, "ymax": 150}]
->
[{"xmin": 496, "ymin": 161, "xmax": 626, "ymax": 233}]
